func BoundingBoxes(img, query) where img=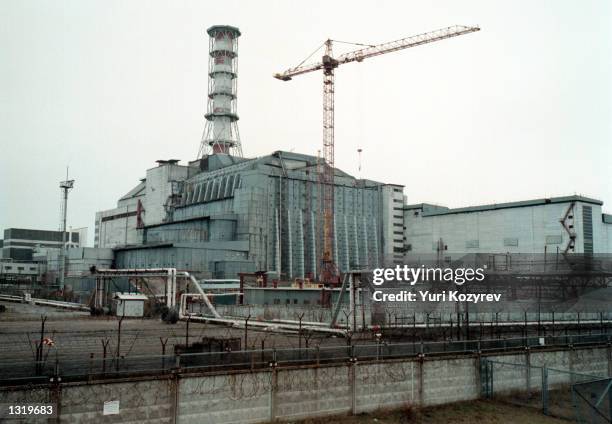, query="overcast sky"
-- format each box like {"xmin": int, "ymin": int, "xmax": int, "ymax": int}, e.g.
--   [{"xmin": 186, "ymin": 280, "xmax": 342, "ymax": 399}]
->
[{"xmin": 1, "ymin": 0, "xmax": 610, "ymax": 245}]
